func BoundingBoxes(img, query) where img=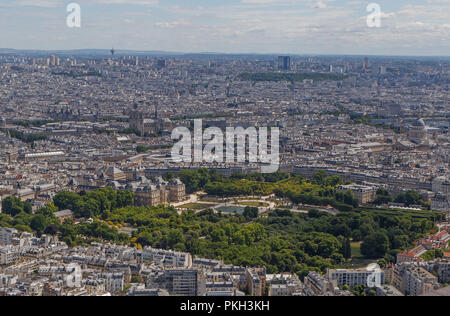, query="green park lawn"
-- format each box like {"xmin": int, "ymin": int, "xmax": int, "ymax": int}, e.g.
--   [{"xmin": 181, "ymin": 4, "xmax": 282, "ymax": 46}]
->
[{"xmin": 339, "ymin": 242, "xmax": 375, "ymax": 269}]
